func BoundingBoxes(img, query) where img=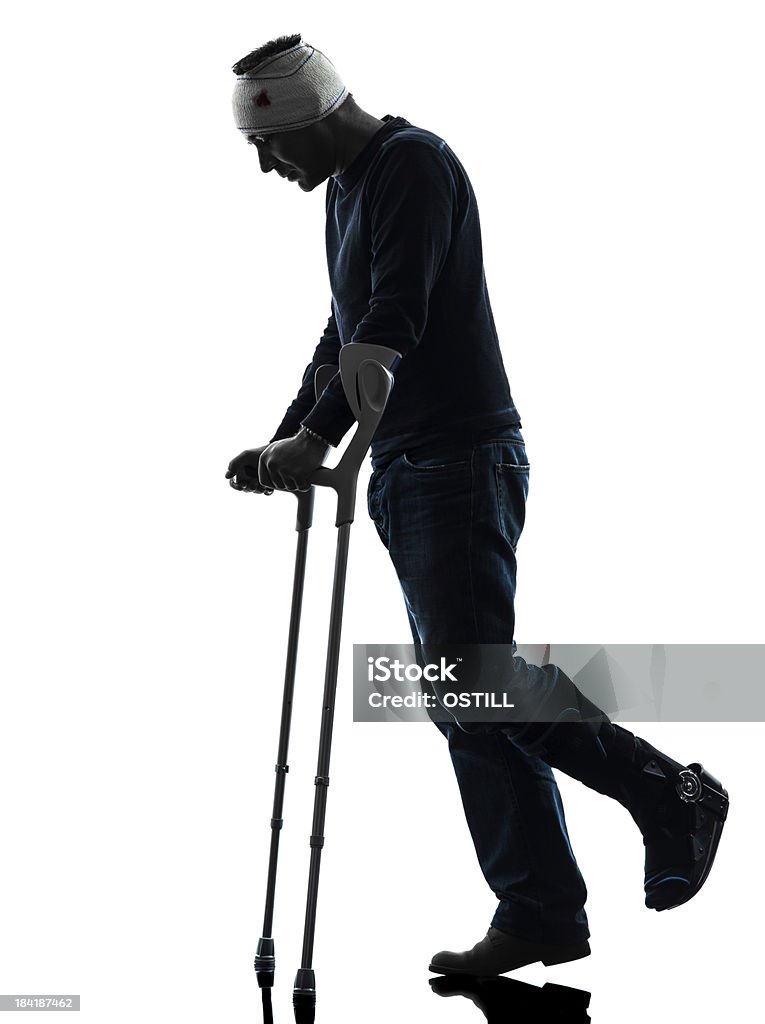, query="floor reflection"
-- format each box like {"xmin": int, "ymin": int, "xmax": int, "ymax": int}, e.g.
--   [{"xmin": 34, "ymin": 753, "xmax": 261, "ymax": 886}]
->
[
  {"xmin": 257, "ymin": 972, "xmax": 591, "ymax": 1023},
  {"xmin": 430, "ymin": 974, "xmax": 592, "ymax": 1022}
]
